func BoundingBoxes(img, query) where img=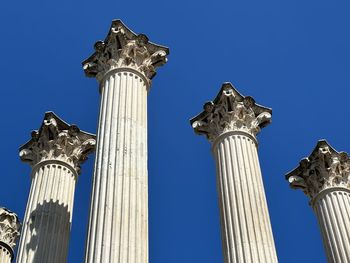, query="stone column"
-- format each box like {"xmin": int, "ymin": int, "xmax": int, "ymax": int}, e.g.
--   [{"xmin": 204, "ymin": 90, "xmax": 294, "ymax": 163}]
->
[
  {"xmin": 0, "ymin": 208, "xmax": 20, "ymax": 263},
  {"xmin": 286, "ymin": 140, "xmax": 350, "ymax": 263},
  {"xmin": 16, "ymin": 112, "xmax": 96, "ymax": 263},
  {"xmin": 191, "ymin": 83, "xmax": 278, "ymax": 263},
  {"xmin": 82, "ymin": 20, "xmax": 168, "ymax": 263}
]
